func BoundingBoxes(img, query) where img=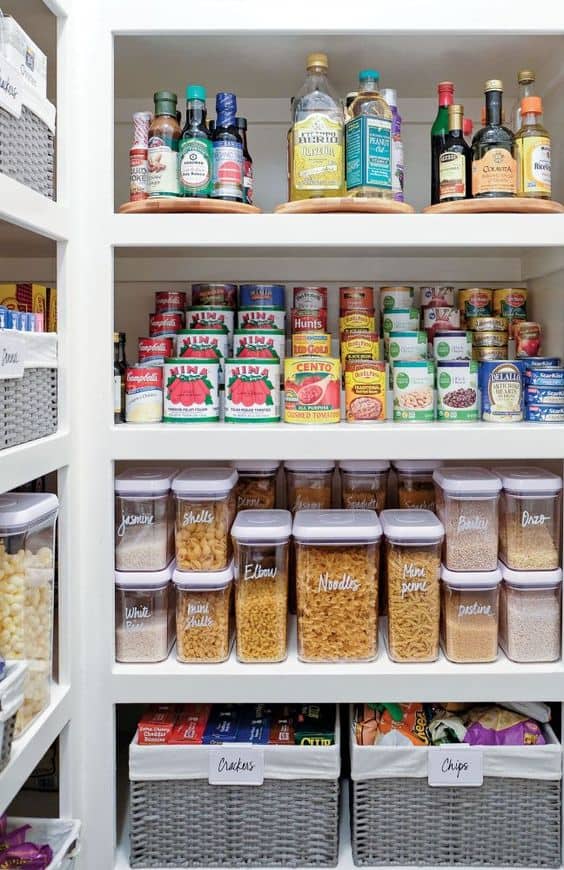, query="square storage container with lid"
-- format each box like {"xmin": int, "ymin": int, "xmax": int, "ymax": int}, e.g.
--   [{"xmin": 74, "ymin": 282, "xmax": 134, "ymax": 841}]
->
[
  {"xmin": 115, "ymin": 467, "xmax": 176, "ymax": 572},
  {"xmin": 433, "ymin": 467, "xmax": 502, "ymax": 571},
  {"xmin": 392, "ymin": 460, "xmax": 443, "ymax": 511},
  {"xmin": 380, "ymin": 509, "xmax": 444, "ymax": 663},
  {"xmin": 441, "ymin": 565, "xmax": 501, "ymax": 663},
  {"xmin": 172, "ymin": 467, "xmax": 238, "ymax": 572},
  {"xmin": 231, "ymin": 510, "xmax": 291, "ymax": 663},
  {"xmin": 234, "ymin": 460, "xmax": 280, "ymax": 510},
  {"xmin": 115, "ymin": 562, "xmax": 175, "ymax": 663},
  {"xmin": 293, "ymin": 509, "xmax": 382, "ymax": 663},
  {"xmin": 498, "ymin": 466, "xmax": 562, "ymax": 571},
  {"xmin": 0, "ymin": 492, "xmax": 58, "ymax": 736},
  {"xmin": 174, "ymin": 563, "xmax": 233, "ymax": 664},
  {"xmin": 284, "ymin": 460, "xmax": 335, "ymax": 512},
  {"xmin": 500, "ymin": 564, "xmax": 562, "ymax": 663},
  {"xmin": 339, "ymin": 460, "xmax": 390, "ymax": 512}
]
